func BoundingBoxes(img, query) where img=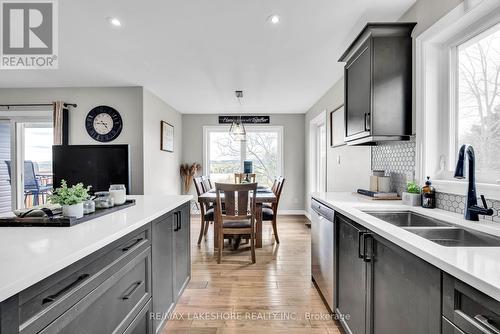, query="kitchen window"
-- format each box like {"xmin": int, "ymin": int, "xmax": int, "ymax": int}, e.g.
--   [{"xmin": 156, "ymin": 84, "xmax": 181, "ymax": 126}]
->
[
  {"xmin": 417, "ymin": 1, "xmax": 500, "ymax": 199},
  {"xmin": 203, "ymin": 126, "xmax": 283, "ymax": 187},
  {"xmin": 454, "ymin": 22, "xmax": 500, "ymax": 184}
]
